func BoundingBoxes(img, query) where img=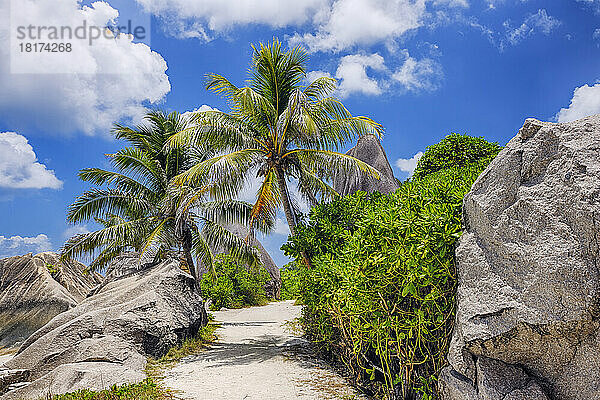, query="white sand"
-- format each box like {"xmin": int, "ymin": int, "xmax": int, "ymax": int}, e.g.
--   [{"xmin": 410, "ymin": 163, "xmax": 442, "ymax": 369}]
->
[{"xmin": 163, "ymin": 301, "xmax": 368, "ymax": 400}]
